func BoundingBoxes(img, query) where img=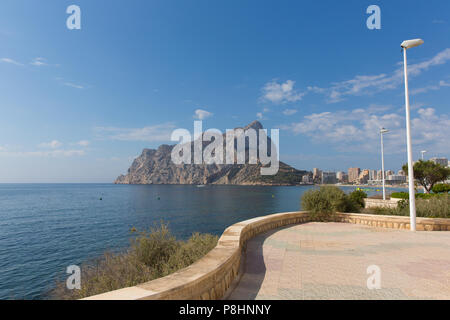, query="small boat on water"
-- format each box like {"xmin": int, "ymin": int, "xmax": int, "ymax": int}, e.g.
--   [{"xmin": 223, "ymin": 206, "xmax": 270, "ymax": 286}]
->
[{"xmin": 196, "ymin": 185, "xmax": 206, "ymax": 188}]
